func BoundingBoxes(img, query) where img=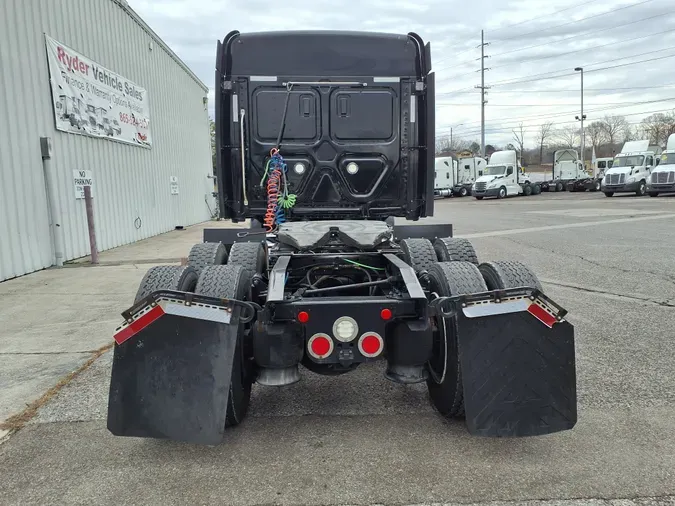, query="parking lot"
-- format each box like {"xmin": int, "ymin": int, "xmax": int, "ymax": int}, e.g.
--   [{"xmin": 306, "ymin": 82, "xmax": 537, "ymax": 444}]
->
[{"xmin": 1, "ymin": 191, "xmax": 674, "ymax": 506}]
